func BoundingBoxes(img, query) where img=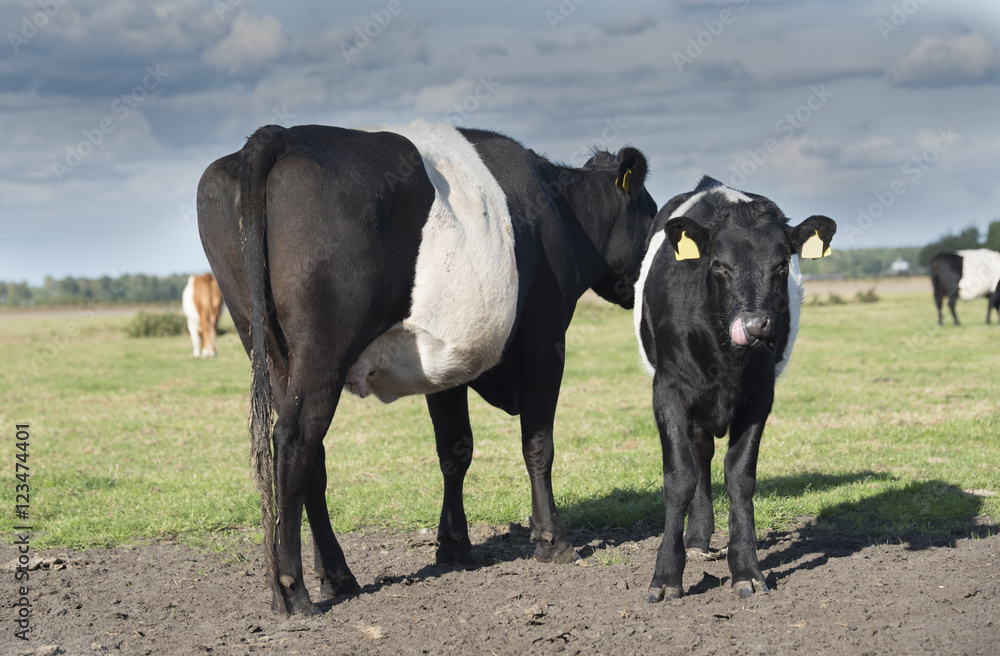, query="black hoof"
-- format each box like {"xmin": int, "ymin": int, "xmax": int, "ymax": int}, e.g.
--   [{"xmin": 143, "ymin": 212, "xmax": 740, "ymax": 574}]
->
[
  {"xmin": 320, "ymin": 574, "xmax": 361, "ymax": 598},
  {"xmin": 733, "ymin": 578, "xmax": 769, "ymax": 598},
  {"xmin": 647, "ymin": 585, "xmax": 682, "ymax": 603},
  {"xmin": 532, "ymin": 539, "xmax": 579, "ymax": 564},
  {"xmin": 435, "ymin": 536, "xmax": 474, "ymax": 565}
]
